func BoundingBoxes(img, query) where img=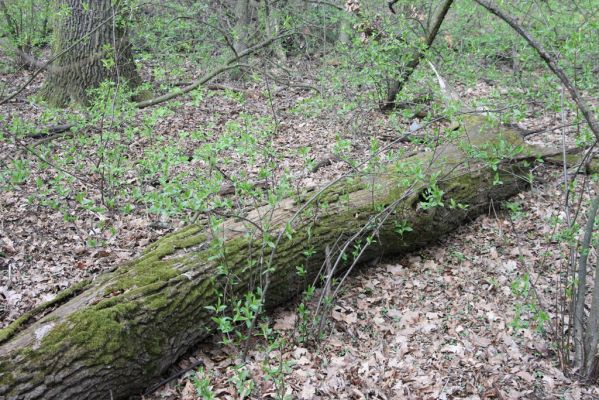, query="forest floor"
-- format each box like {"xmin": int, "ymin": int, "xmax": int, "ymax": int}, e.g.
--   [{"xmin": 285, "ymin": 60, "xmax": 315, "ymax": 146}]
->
[{"xmin": 1, "ymin": 58, "xmax": 598, "ymax": 399}]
